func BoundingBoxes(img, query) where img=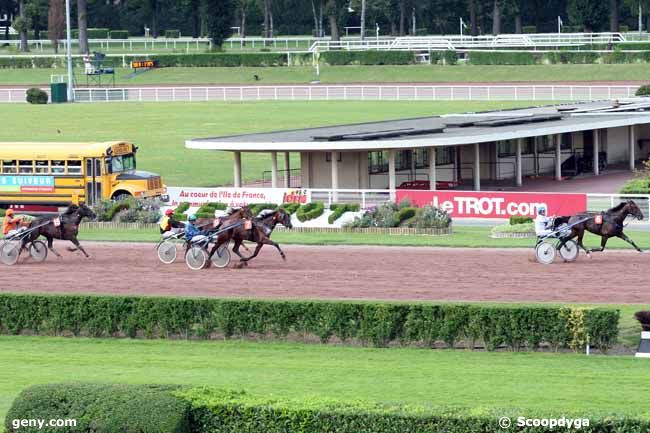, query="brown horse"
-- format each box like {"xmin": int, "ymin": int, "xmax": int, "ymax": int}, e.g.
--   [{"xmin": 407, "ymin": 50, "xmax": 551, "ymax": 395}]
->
[
  {"xmin": 26, "ymin": 203, "xmax": 97, "ymax": 258},
  {"xmin": 209, "ymin": 208, "xmax": 293, "ymax": 267},
  {"xmin": 563, "ymin": 200, "xmax": 644, "ymax": 255}
]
